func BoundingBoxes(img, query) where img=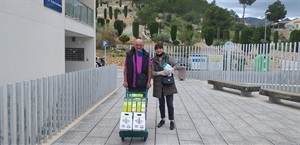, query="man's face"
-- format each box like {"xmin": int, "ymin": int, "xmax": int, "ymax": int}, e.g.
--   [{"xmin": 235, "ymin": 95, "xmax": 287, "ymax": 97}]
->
[{"xmin": 134, "ymin": 41, "xmax": 143, "ymax": 51}]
